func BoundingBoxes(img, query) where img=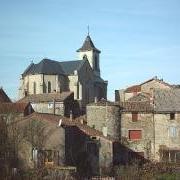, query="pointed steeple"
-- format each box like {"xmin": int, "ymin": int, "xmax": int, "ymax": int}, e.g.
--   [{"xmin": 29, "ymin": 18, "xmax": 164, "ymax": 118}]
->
[{"xmin": 77, "ymin": 35, "xmax": 101, "ymax": 53}]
